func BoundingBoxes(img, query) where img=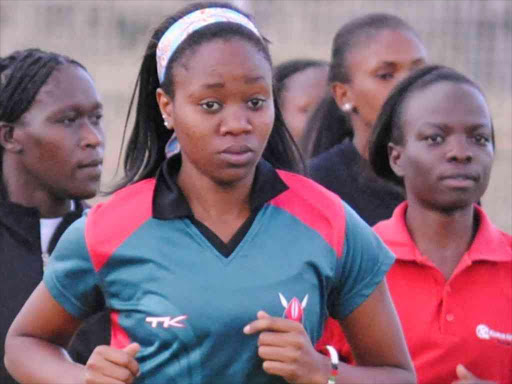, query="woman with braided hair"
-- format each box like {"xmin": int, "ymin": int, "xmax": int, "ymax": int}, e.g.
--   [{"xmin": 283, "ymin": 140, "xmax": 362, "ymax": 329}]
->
[{"xmin": 0, "ymin": 48, "xmax": 108, "ymax": 384}]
